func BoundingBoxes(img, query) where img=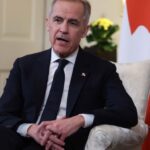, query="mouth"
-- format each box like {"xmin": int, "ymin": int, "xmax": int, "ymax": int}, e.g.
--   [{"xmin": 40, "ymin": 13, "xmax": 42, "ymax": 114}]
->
[{"xmin": 56, "ymin": 36, "xmax": 69, "ymax": 43}]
